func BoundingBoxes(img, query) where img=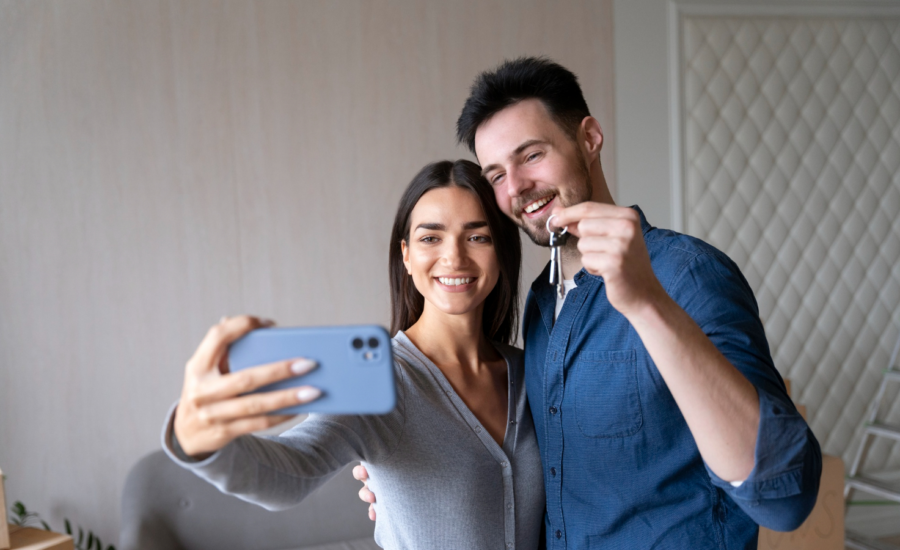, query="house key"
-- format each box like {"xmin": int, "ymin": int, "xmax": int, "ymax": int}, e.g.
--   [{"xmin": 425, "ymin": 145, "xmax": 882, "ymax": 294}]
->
[{"xmin": 547, "ymin": 215, "xmax": 569, "ymax": 298}]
